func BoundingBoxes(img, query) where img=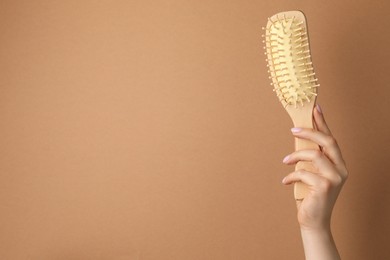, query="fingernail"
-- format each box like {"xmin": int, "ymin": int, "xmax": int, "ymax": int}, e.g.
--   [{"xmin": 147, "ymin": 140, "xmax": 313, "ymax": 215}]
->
[
  {"xmin": 282, "ymin": 177, "xmax": 287, "ymax": 184},
  {"xmin": 316, "ymin": 104, "xmax": 322, "ymax": 114},
  {"xmin": 291, "ymin": 127, "xmax": 302, "ymax": 133},
  {"xmin": 282, "ymin": 155, "xmax": 290, "ymax": 163}
]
